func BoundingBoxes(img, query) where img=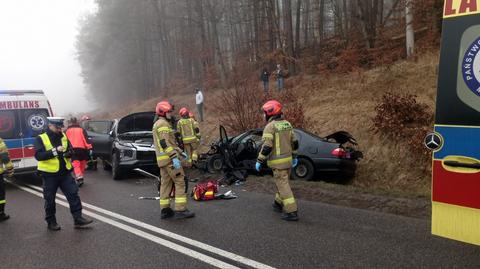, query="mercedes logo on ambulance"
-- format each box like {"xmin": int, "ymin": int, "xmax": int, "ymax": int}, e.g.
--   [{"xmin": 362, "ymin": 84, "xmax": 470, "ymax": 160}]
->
[{"xmin": 424, "ymin": 132, "xmax": 443, "ymax": 151}]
